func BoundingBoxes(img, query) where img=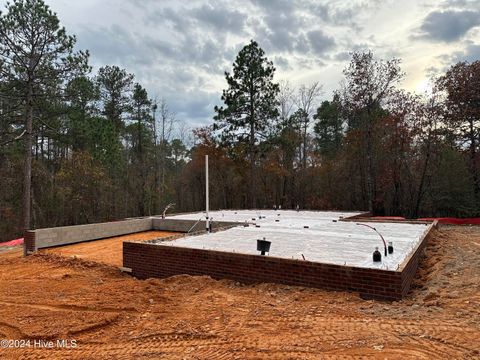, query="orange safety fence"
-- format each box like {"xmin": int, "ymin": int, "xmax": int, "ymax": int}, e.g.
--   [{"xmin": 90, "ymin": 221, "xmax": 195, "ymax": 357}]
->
[
  {"xmin": 371, "ymin": 216, "xmax": 480, "ymax": 225},
  {"xmin": 418, "ymin": 218, "xmax": 480, "ymax": 225},
  {"xmin": 0, "ymin": 238, "xmax": 24, "ymax": 247}
]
